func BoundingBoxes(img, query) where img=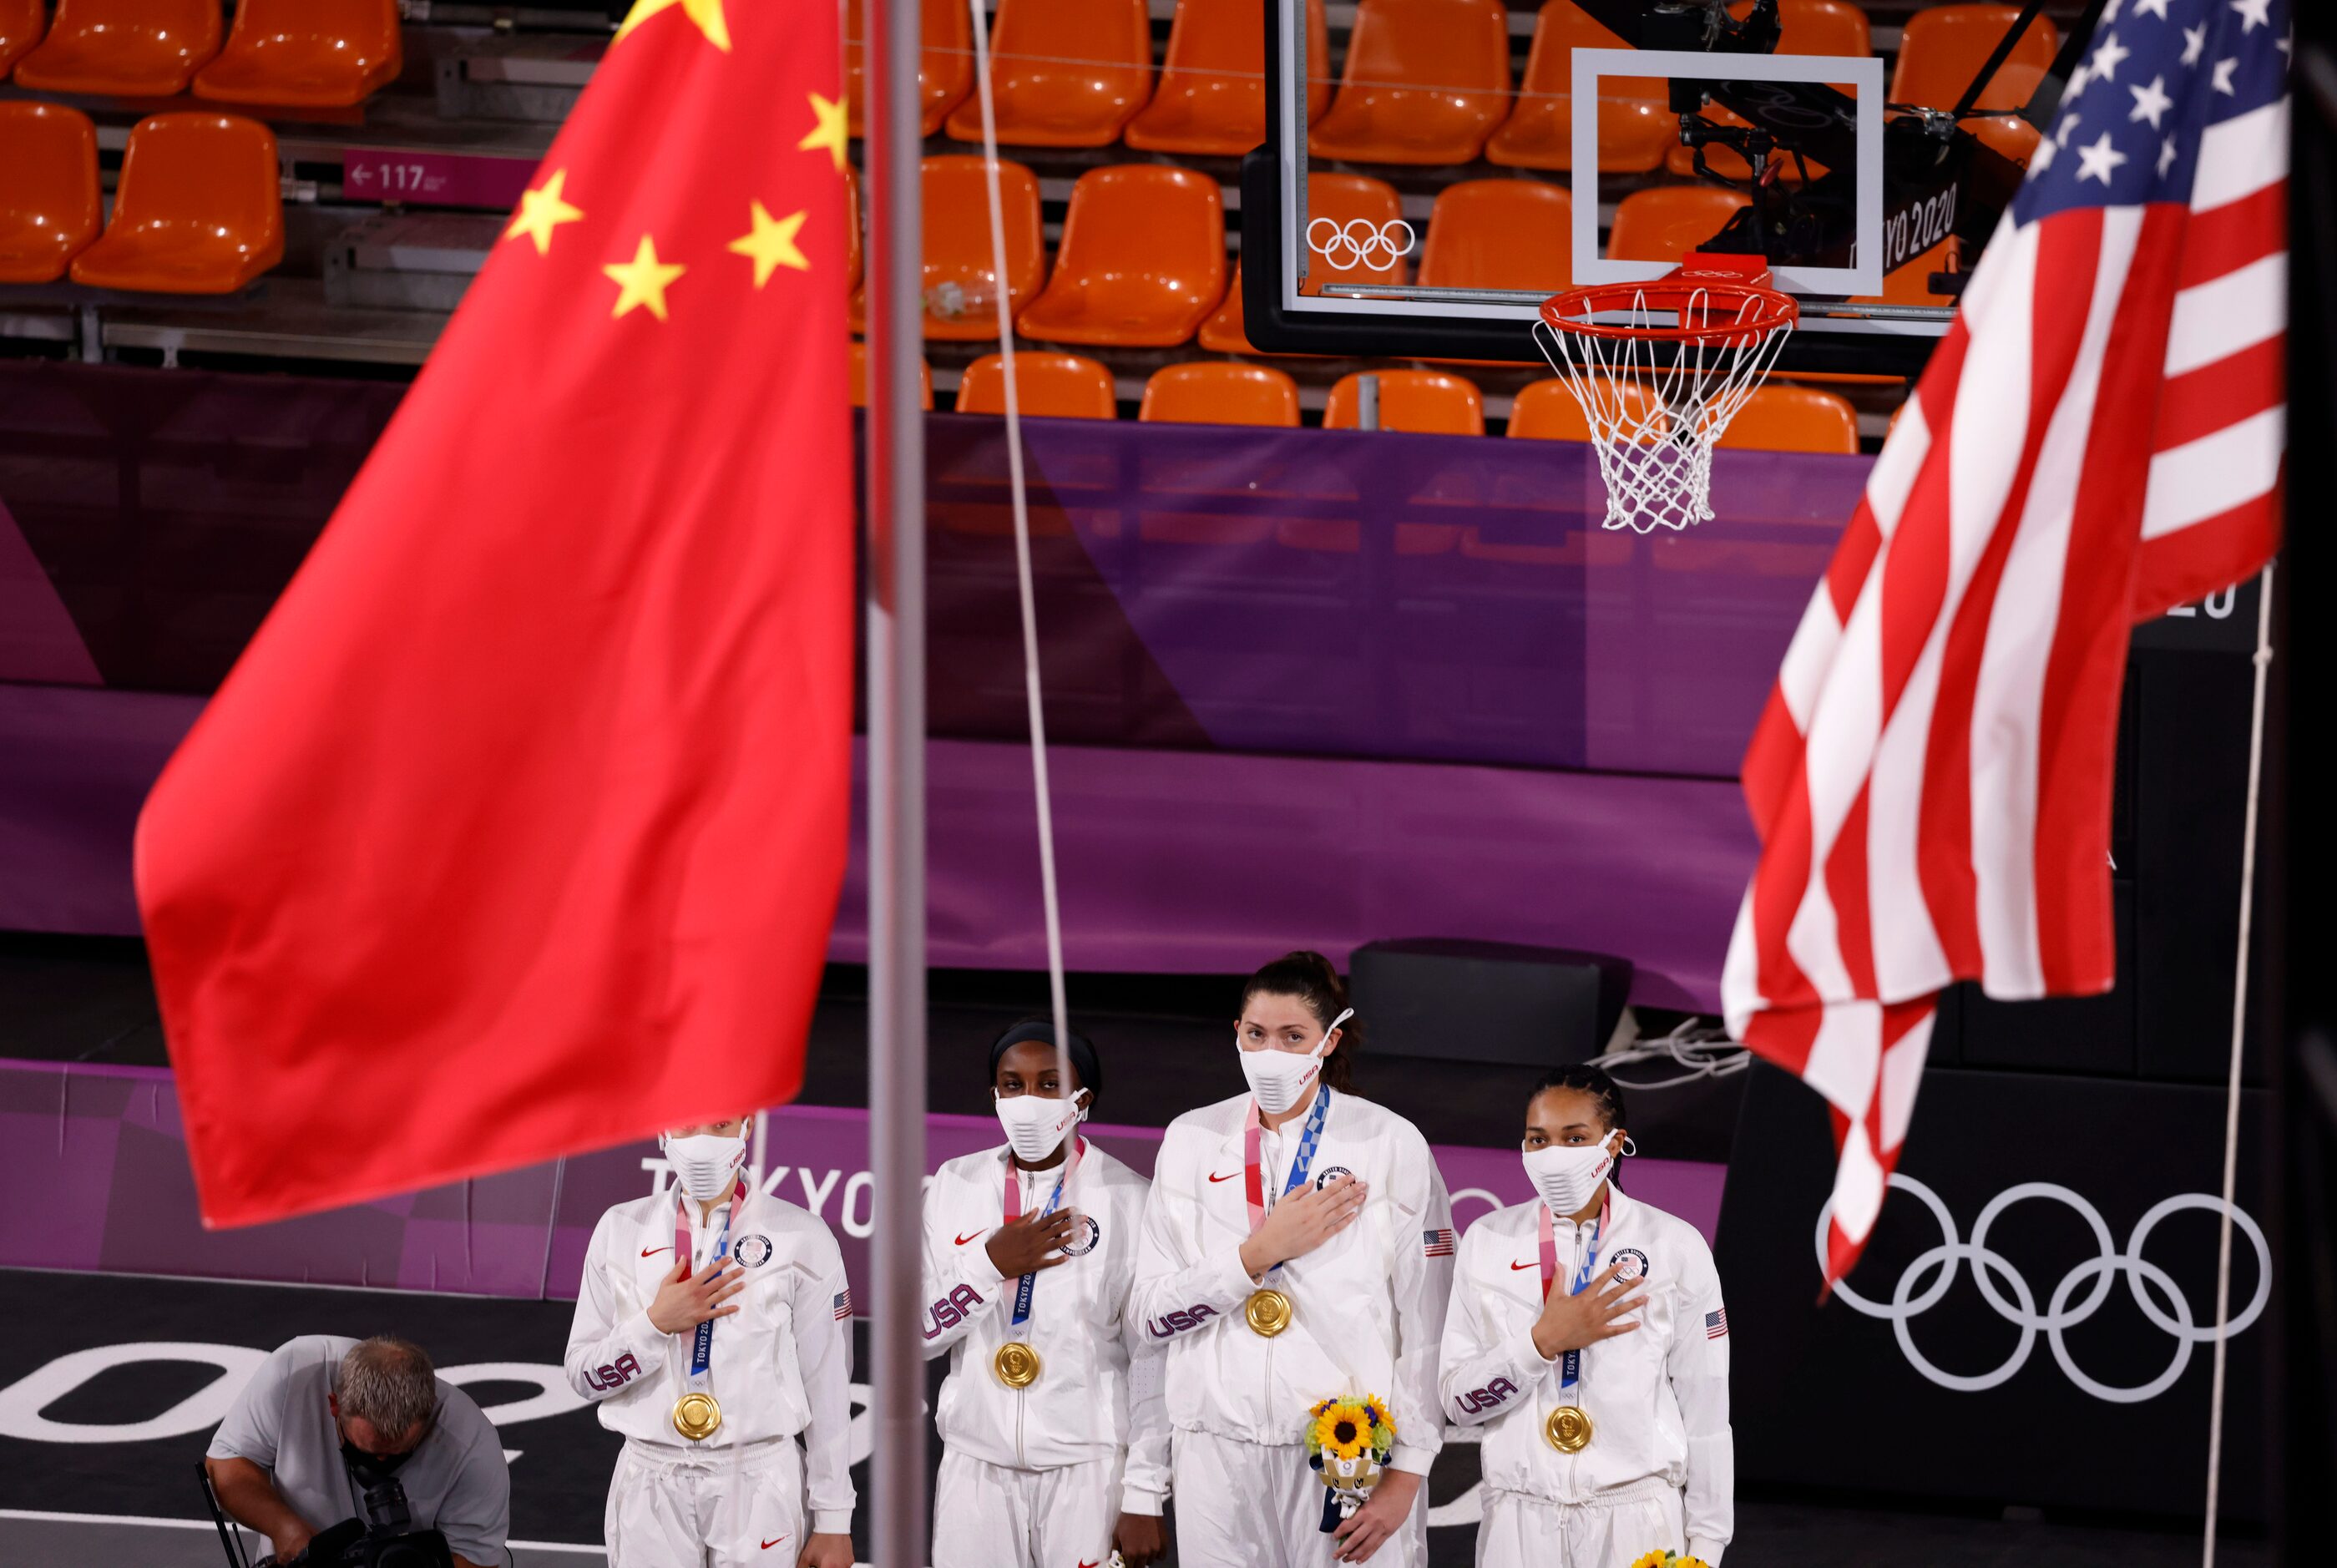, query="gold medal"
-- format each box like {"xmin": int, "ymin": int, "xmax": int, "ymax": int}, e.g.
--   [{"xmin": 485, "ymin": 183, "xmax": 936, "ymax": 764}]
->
[
  {"xmin": 994, "ymin": 1341, "xmax": 1042, "ymax": 1388},
  {"xmin": 1244, "ymin": 1287, "xmax": 1293, "ymax": 1337},
  {"xmin": 671, "ymin": 1391, "xmax": 721, "ymax": 1442},
  {"xmin": 1545, "ymin": 1404, "xmax": 1592, "ymax": 1453}
]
